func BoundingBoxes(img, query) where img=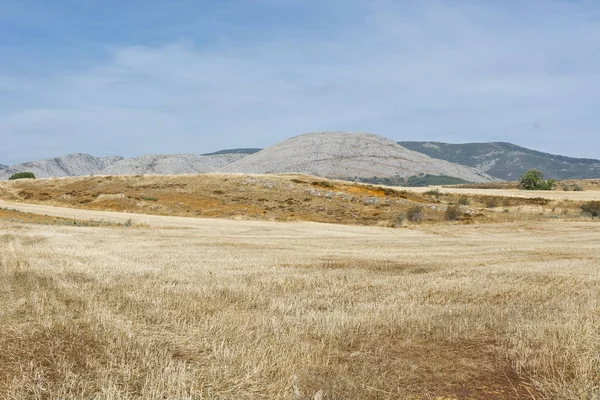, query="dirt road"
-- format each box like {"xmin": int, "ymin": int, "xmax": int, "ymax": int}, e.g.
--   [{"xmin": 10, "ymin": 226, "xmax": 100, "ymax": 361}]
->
[{"xmin": 0, "ymin": 199, "xmax": 384, "ymax": 236}]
